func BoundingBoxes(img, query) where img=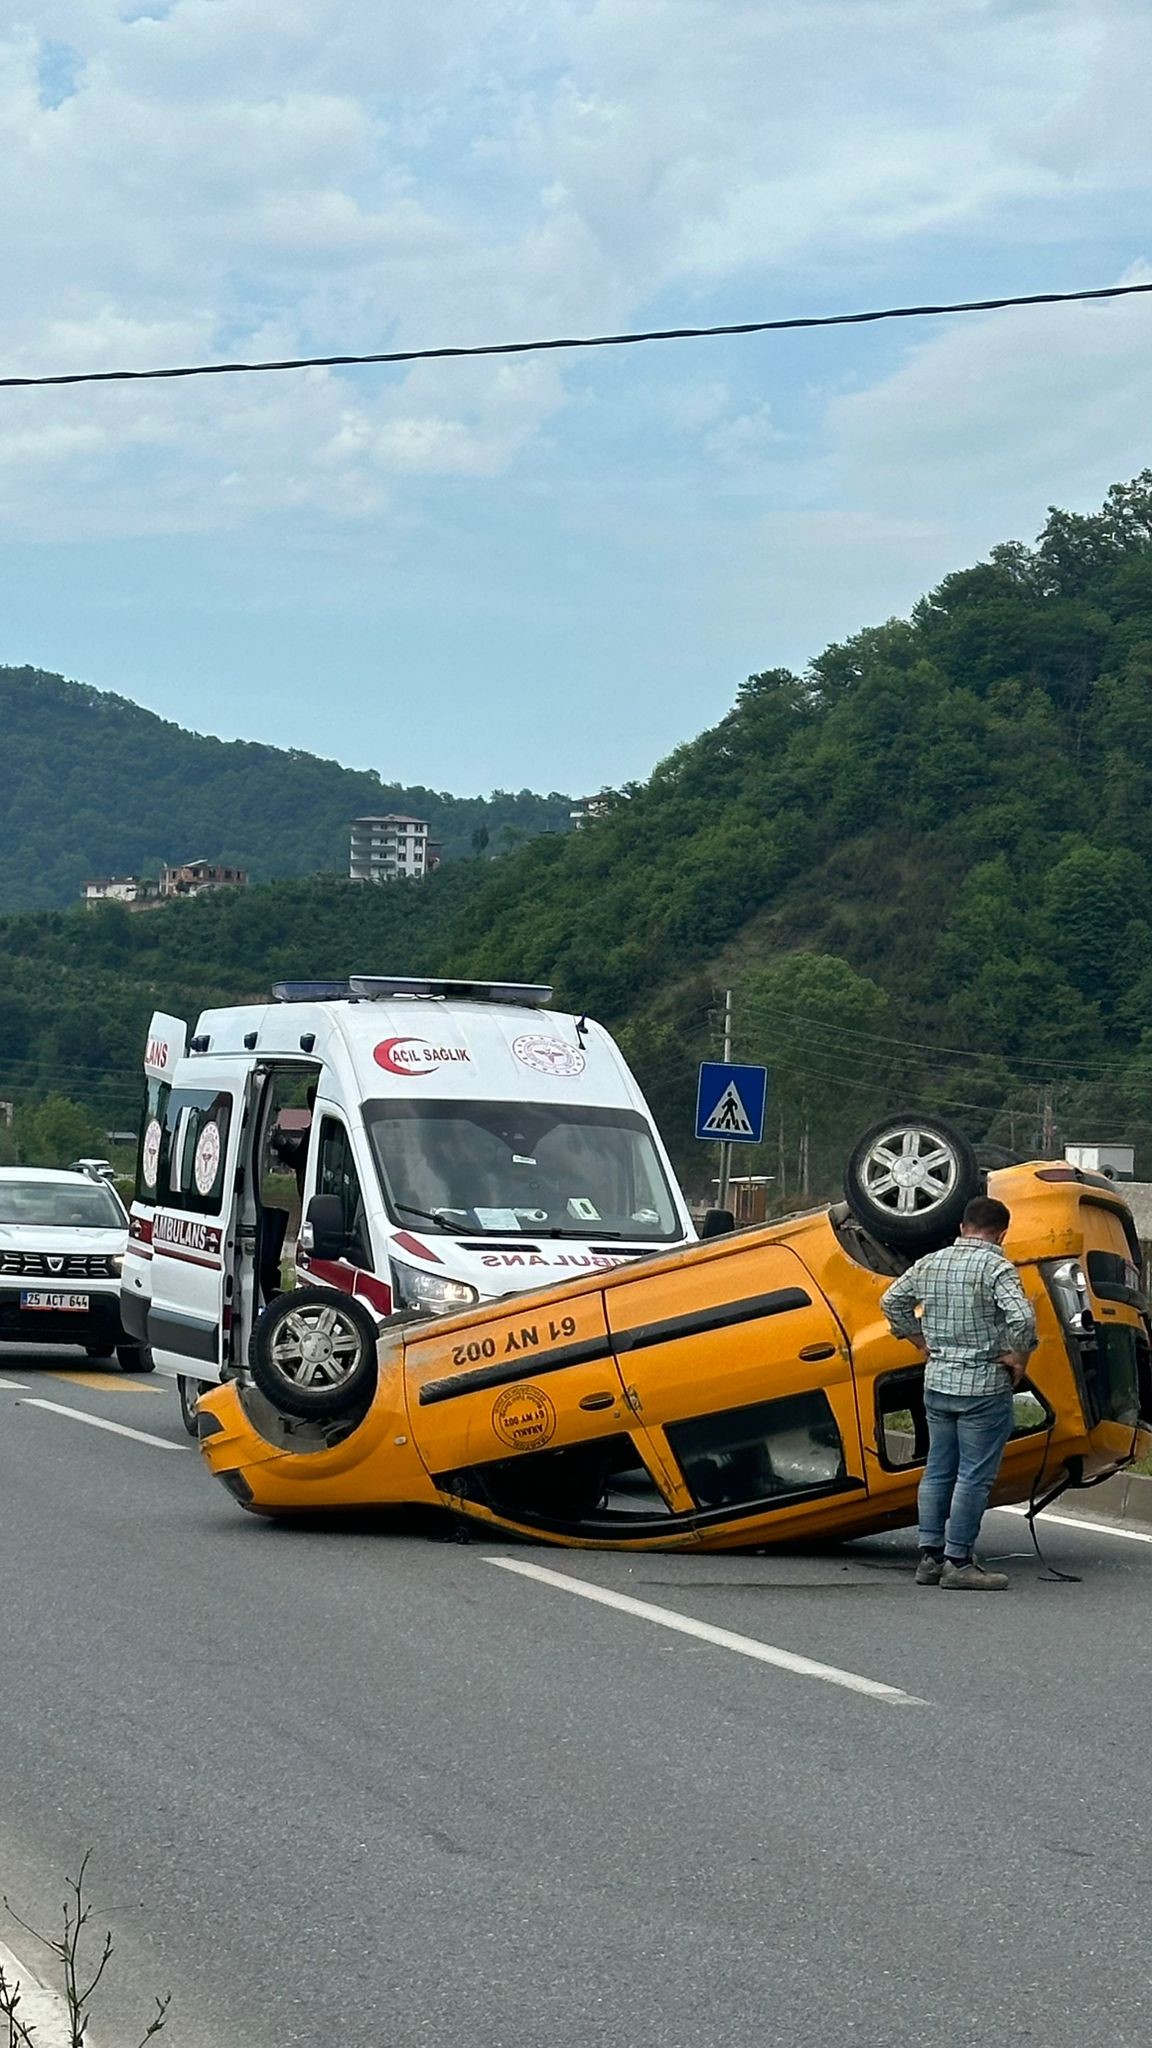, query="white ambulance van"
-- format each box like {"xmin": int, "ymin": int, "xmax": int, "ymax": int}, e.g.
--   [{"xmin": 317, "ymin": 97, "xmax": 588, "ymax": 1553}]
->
[{"xmin": 125, "ymin": 977, "xmax": 694, "ymax": 1427}]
